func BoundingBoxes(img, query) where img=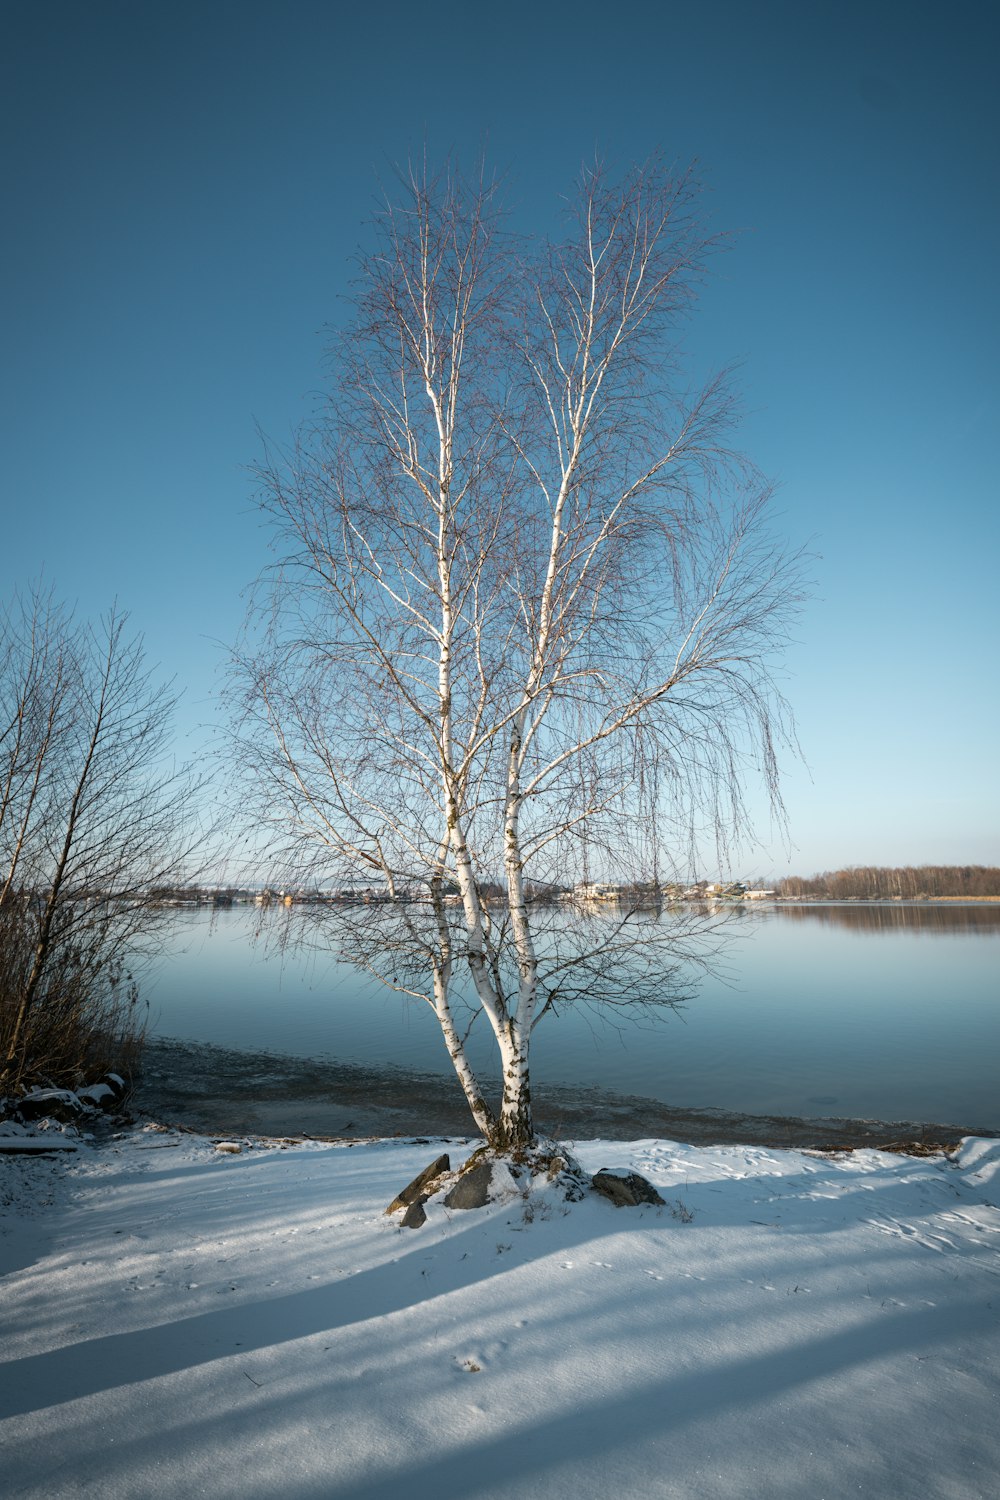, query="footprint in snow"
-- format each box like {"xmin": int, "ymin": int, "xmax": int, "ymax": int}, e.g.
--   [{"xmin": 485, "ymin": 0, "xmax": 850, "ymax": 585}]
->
[
  {"xmin": 867, "ymin": 1217, "xmax": 952, "ymax": 1251},
  {"xmin": 942, "ymin": 1210, "xmax": 1000, "ymax": 1235}
]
